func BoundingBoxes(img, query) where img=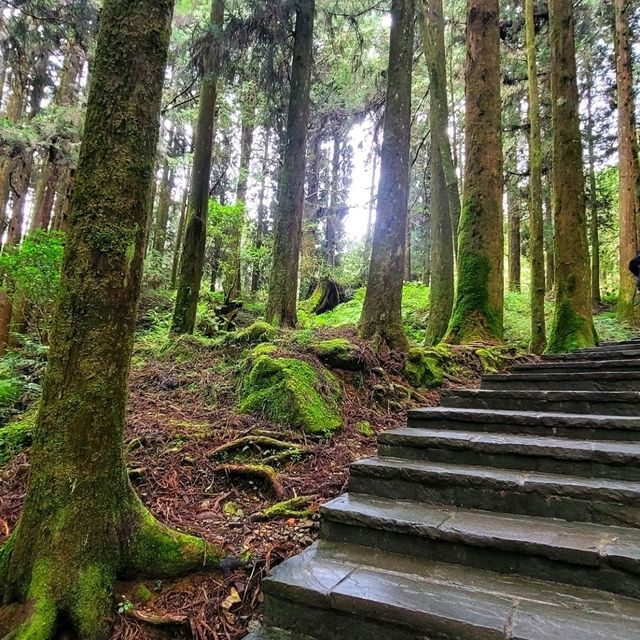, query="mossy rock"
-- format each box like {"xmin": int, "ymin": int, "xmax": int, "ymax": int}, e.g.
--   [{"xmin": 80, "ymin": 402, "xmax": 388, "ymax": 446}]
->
[
  {"xmin": 356, "ymin": 421, "xmax": 375, "ymax": 437},
  {"xmin": 0, "ymin": 408, "xmax": 37, "ymax": 465},
  {"xmin": 475, "ymin": 347, "xmax": 506, "ymax": 374},
  {"xmin": 233, "ymin": 321, "xmax": 276, "ymax": 346},
  {"xmin": 310, "ymin": 338, "xmax": 366, "ymax": 371},
  {"xmin": 404, "ymin": 348, "xmax": 444, "ymax": 388},
  {"xmin": 247, "ymin": 342, "xmax": 278, "ymax": 365},
  {"xmin": 239, "ymin": 355, "xmax": 342, "ymax": 436}
]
